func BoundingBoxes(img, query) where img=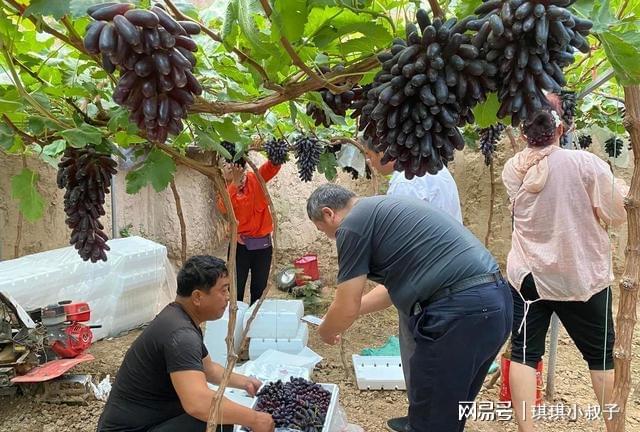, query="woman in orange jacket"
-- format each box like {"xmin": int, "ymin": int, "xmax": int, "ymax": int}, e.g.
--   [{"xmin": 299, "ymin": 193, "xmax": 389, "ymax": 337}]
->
[{"xmin": 217, "ymin": 144, "xmax": 282, "ymax": 305}]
